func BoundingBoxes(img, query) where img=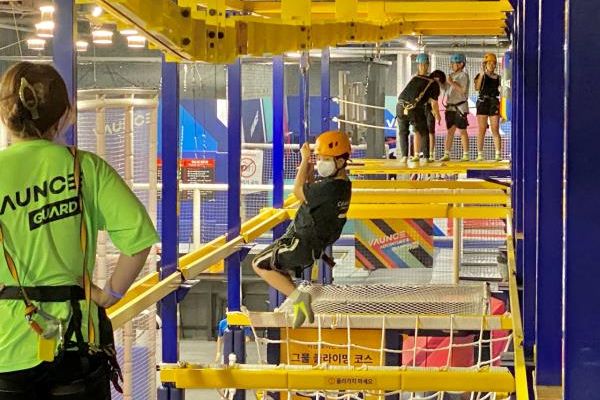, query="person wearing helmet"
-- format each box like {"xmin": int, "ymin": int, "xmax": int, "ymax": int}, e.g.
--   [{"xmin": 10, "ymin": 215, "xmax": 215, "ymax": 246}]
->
[
  {"xmin": 396, "ymin": 53, "xmax": 442, "ymax": 164},
  {"xmin": 251, "ymin": 131, "xmax": 352, "ymax": 328},
  {"xmin": 440, "ymin": 53, "xmax": 471, "ymax": 162},
  {"xmin": 474, "ymin": 53, "xmax": 502, "ymax": 161}
]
